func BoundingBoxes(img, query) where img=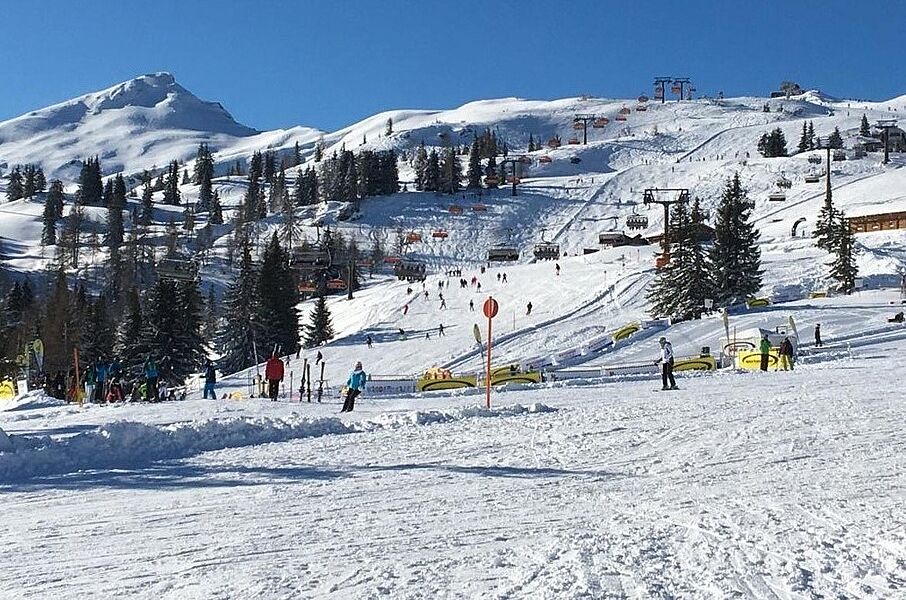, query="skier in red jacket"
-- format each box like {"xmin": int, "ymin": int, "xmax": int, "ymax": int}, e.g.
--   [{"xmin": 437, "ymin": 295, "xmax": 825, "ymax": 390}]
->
[{"xmin": 265, "ymin": 354, "xmax": 285, "ymax": 401}]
